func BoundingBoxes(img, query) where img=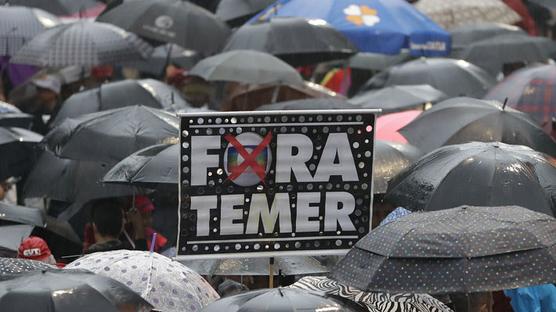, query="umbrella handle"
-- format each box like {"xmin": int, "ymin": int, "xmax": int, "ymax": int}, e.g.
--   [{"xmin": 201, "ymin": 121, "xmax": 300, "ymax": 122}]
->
[
  {"xmin": 149, "ymin": 232, "xmax": 157, "ymax": 252},
  {"xmin": 268, "ymin": 257, "xmax": 275, "ymax": 288}
]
